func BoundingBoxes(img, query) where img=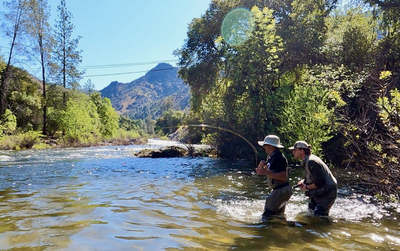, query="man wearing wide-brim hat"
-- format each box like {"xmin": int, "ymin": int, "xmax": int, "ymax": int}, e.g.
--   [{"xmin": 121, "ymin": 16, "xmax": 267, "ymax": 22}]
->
[
  {"xmin": 290, "ymin": 140, "xmax": 337, "ymax": 216},
  {"xmin": 256, "ymin": 135, "xmax": 292, "ymax": 221}
]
